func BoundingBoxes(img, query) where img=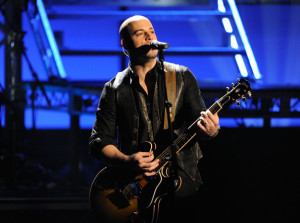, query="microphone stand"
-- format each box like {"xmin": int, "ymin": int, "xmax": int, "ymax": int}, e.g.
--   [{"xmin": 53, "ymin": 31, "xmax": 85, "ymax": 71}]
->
[{"xmin": 158, "ymin": 49, "xmax": 179, "ymax": 197}]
